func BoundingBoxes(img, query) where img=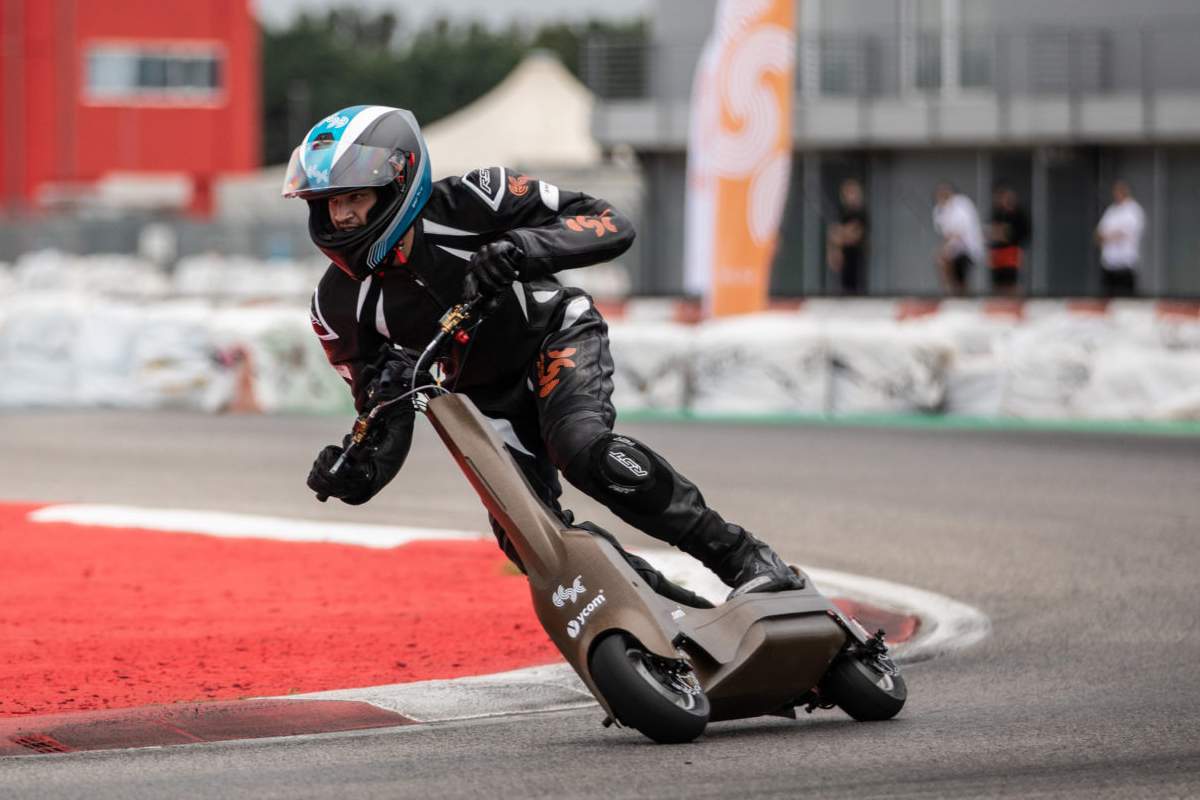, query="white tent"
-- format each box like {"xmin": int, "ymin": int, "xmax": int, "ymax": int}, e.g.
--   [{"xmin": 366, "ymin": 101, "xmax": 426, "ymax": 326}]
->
[
  {"xmin": 216, "ymin": 51, "xmax": 603, "ymax": 221},
  {"xmin": 423, "ymin": 50, "xmax": 602, "ymax": 179}
]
